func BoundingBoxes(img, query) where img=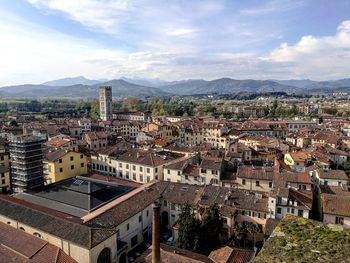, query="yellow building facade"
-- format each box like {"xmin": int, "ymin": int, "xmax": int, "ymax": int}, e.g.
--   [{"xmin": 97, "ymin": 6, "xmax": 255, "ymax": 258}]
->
[
  {"xmin": 45, "ymin": 150, "xmax": 88, "ymax": 184},
  {"xmin": 0, "ymin": 149, "xmax": 10, "ymax": 193}
]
